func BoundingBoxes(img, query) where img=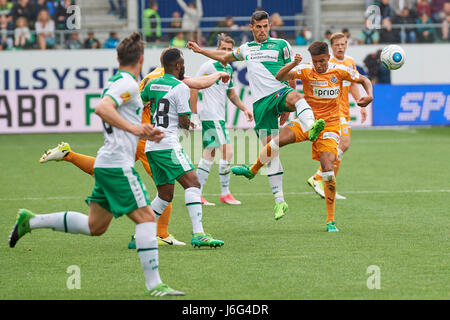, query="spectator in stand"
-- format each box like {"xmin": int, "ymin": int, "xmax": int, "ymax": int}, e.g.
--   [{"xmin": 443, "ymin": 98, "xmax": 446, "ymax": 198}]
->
[
  {"xmin": 10, "ymin": 0, "xmax": 36, "ymax": 28},
  {"xmin": 392, "ymin": 0, "xmax": 417, "ymax": 16},
  {"xmin": 364, "ymin": 49, "xmax": 391, "ymax": 84},
  {"xmin": 342, "ymin": 28, "xmax": 357, "ymax": 45},
  {"xmin": 323, "ymin": 29, "xmax": 332, "ymax": 44},
  {"xmin": 359, "ymin": 18, "xmax": 380, "ymax": 44},
  {"xmin": 142, "ymin": 0, "xmax": 161, "ymax": 43},
  {"xmin": 207, "ymin": 16, "xmax": 238, "ymax": 46},
  {"xmin": 295, "ymin": 28, "xmax": 312, "ymax": 45},
  {"xmin": 84, "ymin": 30, "xmax": 100, "ymax": 49},
  {"xmin": 417, "ymin": 0, "xmax": 432, "ymax": 16},
  {"xmin": 431, "ymin": 0, "xmax": 447, "ymax": 22},
  {"xmin": 0, "ymin": 0, "xmax": 12, "ymax": 17},
  {"xmin": 435, "ymin": 1, "xmax": 450, "ymax": 41},
  {"xmin": 170, "ymin": 31, "xmax": 187, "ymax": 48},
  {"xmin": 168, "ymin": 11, "xmax": 182, "ymax": 40},
  {"xmin": 416, "ymin": 11, "xmax": 436, "ymax": 42},
  {"xmin": 380, "ymin": 17, "xmax": 400, "ymax": 43},
  {"xmin": 108, "ymin": 0, "xmax": 125, "ymax": 19},
  {"xmin": 36, "ymin": 0, "xmax": 55, "ymax": 17},
  {"xmin": 104, "ymin": 31, "xmax": 120, "ymax": 49},
  {"xmin": 176, "ymin": 0, "xmax": 203, "ymax": 41},
  {"xmin": 14, "ymin": 16, "xmax": 31, "ymax": 48},
  {"xmin": 0, "ymin": 13, "xmax": 12, "ymax": 50},
  {"xmin": 35, "ymin": 9, "xmax": 54, "ymax": 49},
  {"xmin": 379, "ymin": 0, "xmax": 394, "ymax": 19},
  {"xmin": 270, "ymin": 13, "xmax": 284, "ymax": 39},
  {"xmin": 54, "ymin": 0, "xmax": 72, "ymax": 30},
  {"xmin": 392, "ymin": 6, "xmax": 417, "ymax": 43},
  {"xmin": 65, "ymin": 31, "xmax": 81, "ymax": 49}
]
